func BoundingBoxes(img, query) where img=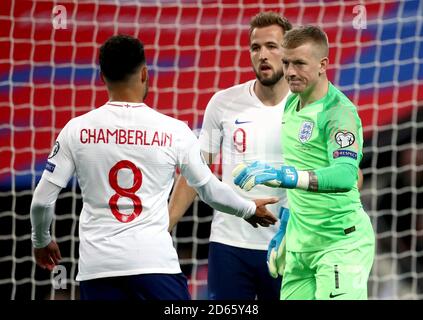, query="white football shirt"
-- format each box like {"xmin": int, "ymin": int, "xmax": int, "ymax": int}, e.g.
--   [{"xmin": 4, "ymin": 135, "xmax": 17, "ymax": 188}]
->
[
  {"xmin": 42, "ymin": 101, "xmax": 212, "ymax": 281},
  {"xmin": 199, "ymin": 80, "xmax": 289, "ymax": 250}
]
